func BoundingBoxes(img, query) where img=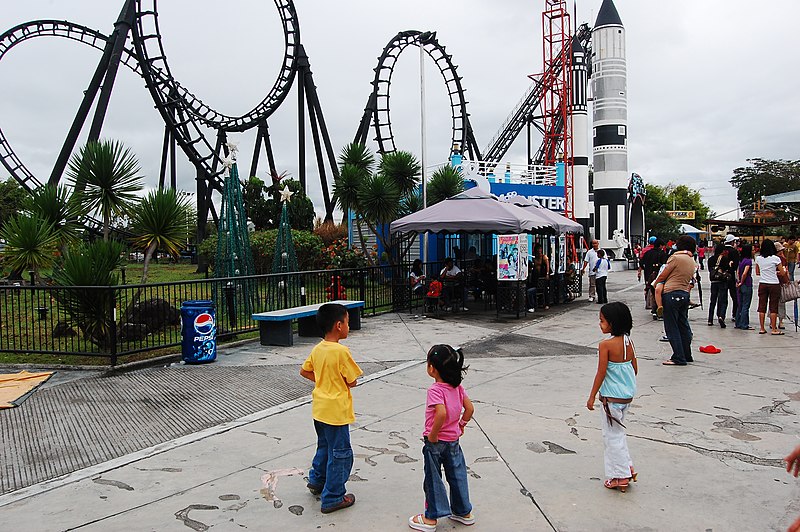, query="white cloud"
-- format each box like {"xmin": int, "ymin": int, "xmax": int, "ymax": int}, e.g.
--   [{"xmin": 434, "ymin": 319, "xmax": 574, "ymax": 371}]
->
[{"xmin": 1, "ymin": 0, "xmax": 799, "ymax": 220}]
